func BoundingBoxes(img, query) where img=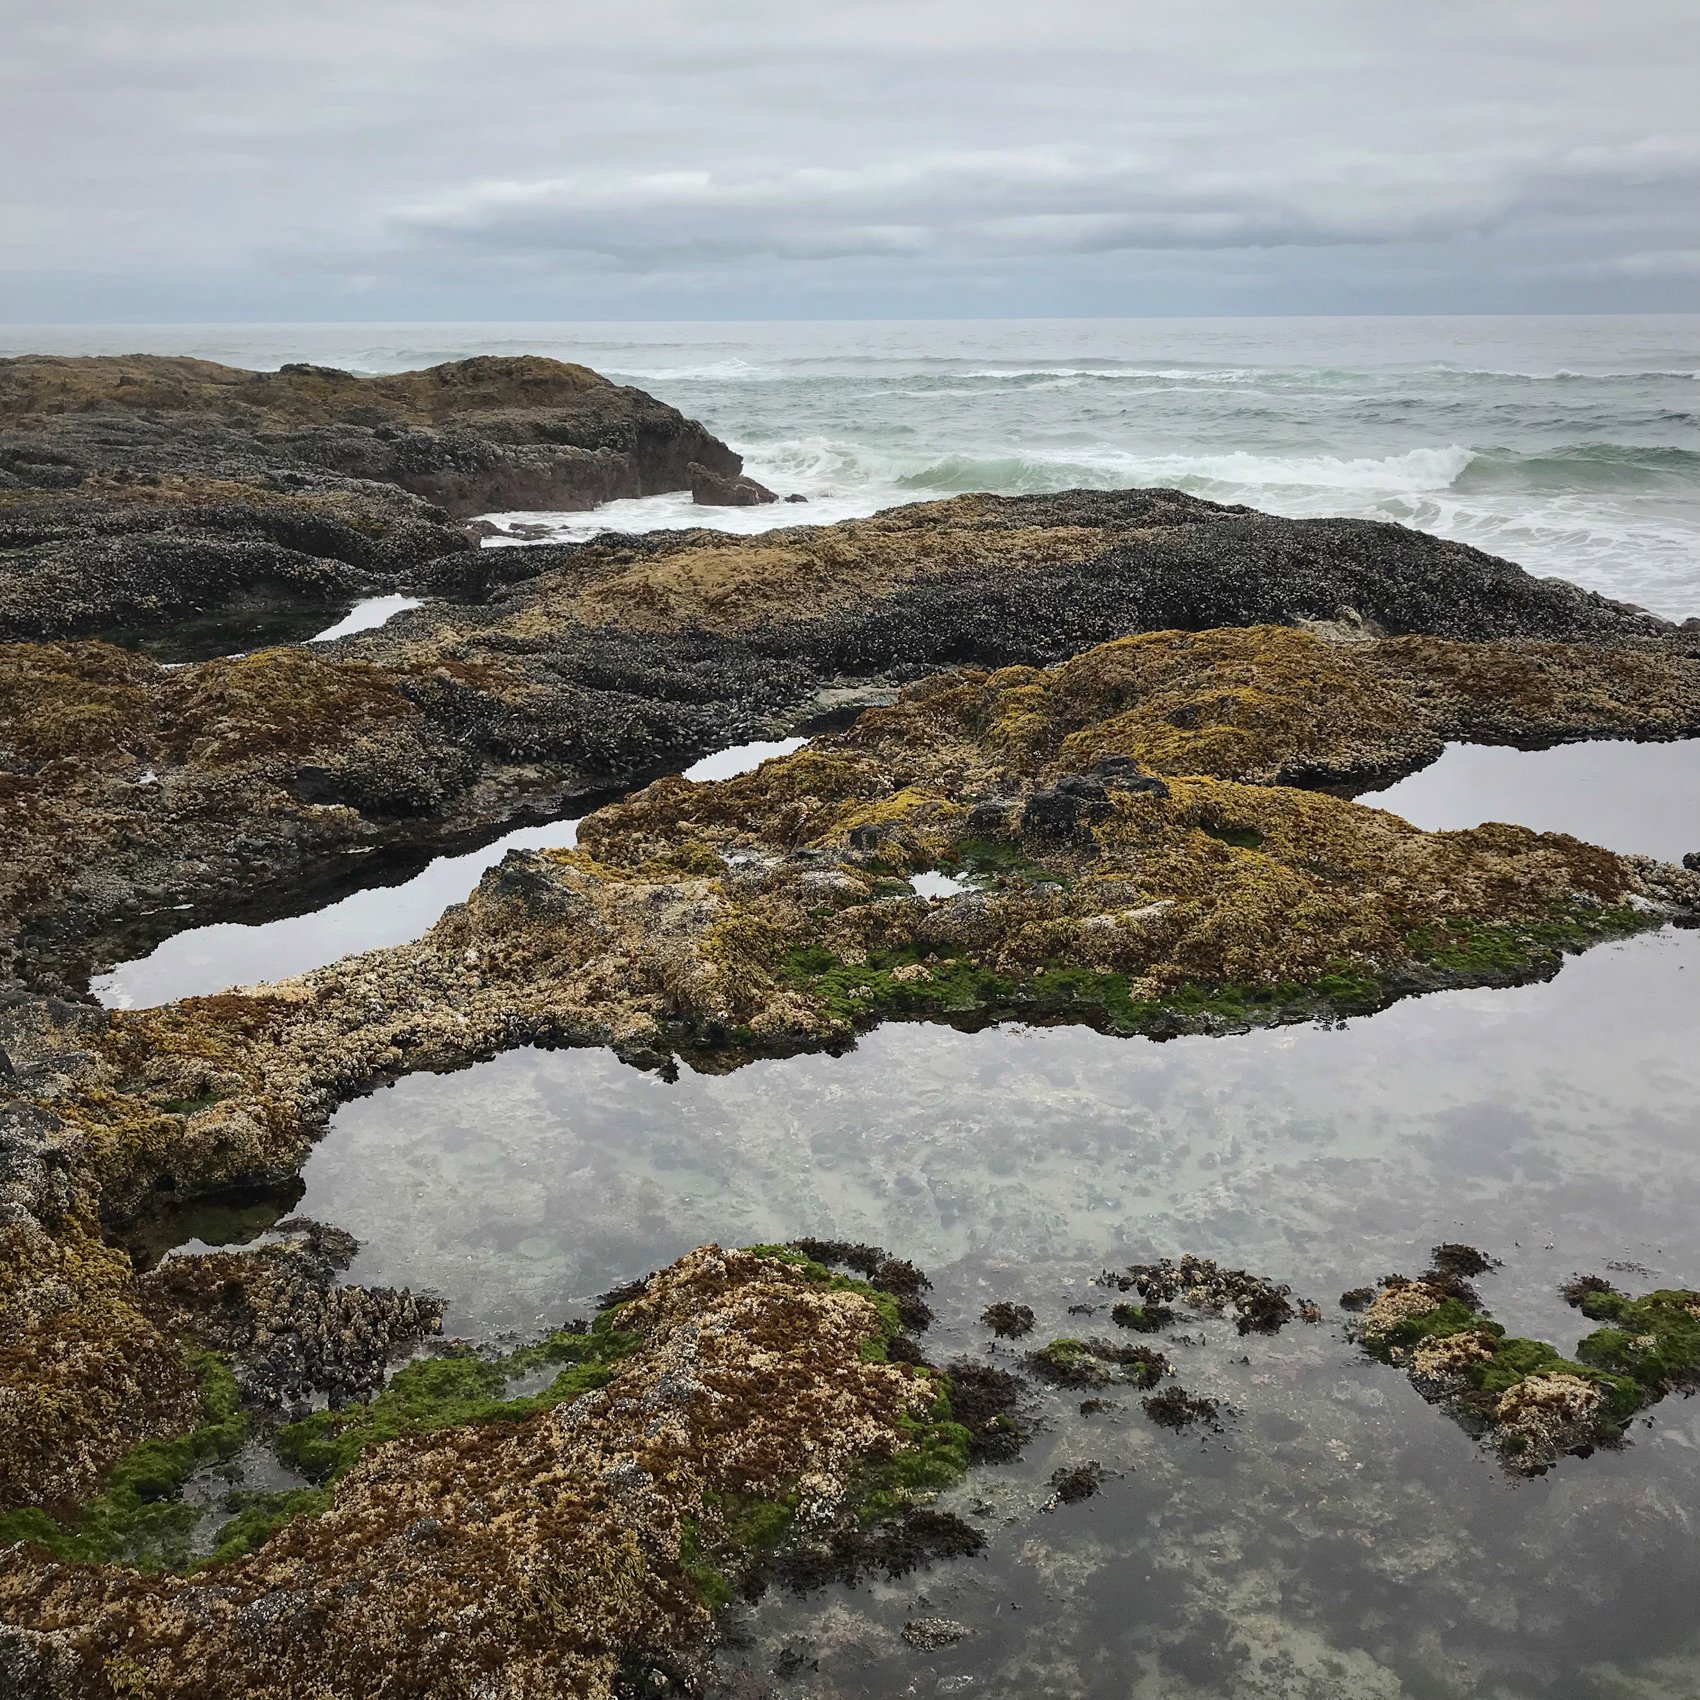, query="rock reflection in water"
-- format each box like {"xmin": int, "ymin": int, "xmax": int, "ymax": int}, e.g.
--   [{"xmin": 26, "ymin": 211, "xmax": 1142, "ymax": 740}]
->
[
  {"xmin": 292, "ymin": 928, "xmax": 1700, "ymax": 1696},
  {"xmin": 92, "ymin": 818, "xmax": 585, "ymax": 1008},
  {"xmin": 1368, "ymin": 737, "xmax": 1700, "ymax": 863},
  {"xmin": 92, "ymin": 736, "xmax": 814, "ymax": 1008}
]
